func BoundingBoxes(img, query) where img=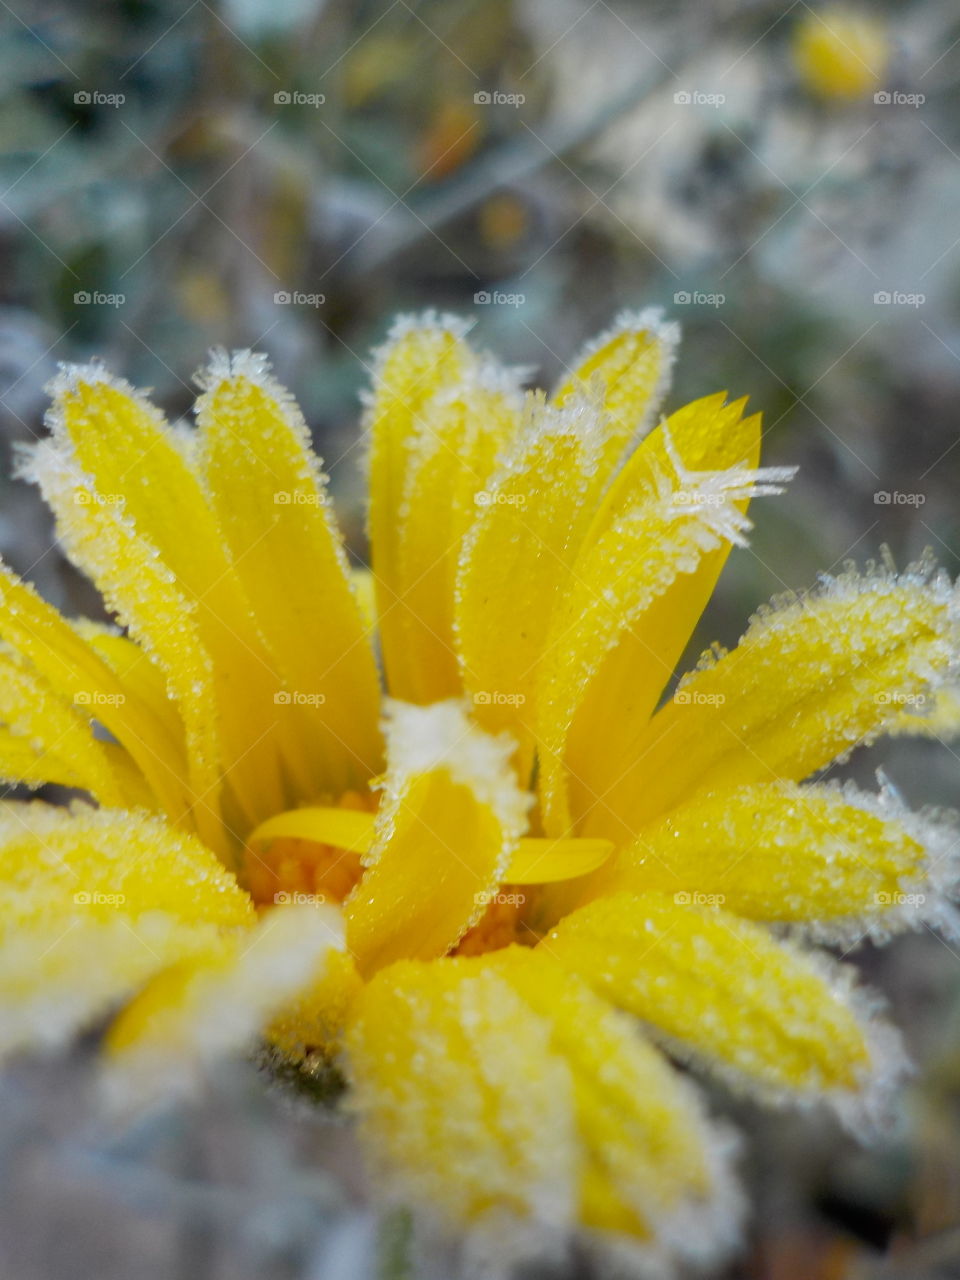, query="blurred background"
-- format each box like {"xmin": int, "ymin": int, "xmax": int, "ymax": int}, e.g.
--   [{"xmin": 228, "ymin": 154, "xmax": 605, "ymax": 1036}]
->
[{"xmin": 2, "ymin": 0, "xmax": 960, "ymax": 1276}]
